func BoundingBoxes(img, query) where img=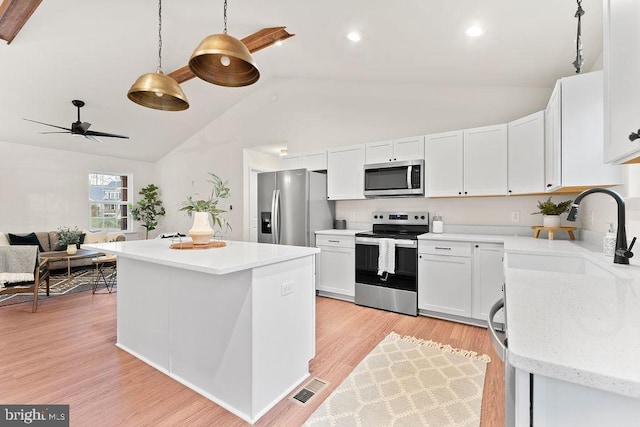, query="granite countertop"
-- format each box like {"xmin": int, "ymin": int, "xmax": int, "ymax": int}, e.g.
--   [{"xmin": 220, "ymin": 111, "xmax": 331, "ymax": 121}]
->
[
  {"xmin": 422, "ymin": 231, "xmax": 640, "ymax": 399},
  {"xmin": 315, "ymin": 229, "xmax": 368, "ymax": 236},
  {"xmin": 82, "ymin": 239, "xmax": 319, "ymax": 276}
]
